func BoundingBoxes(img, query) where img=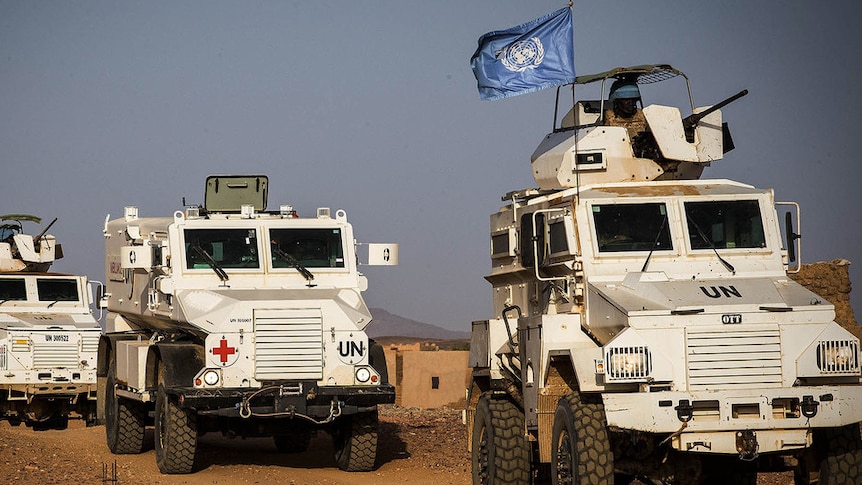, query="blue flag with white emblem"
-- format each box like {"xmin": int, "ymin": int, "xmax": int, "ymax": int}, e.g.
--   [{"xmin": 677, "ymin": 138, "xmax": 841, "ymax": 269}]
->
[{"xmin": 470, "ymin": 8, "xmax": 575, "ymax": 101}]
